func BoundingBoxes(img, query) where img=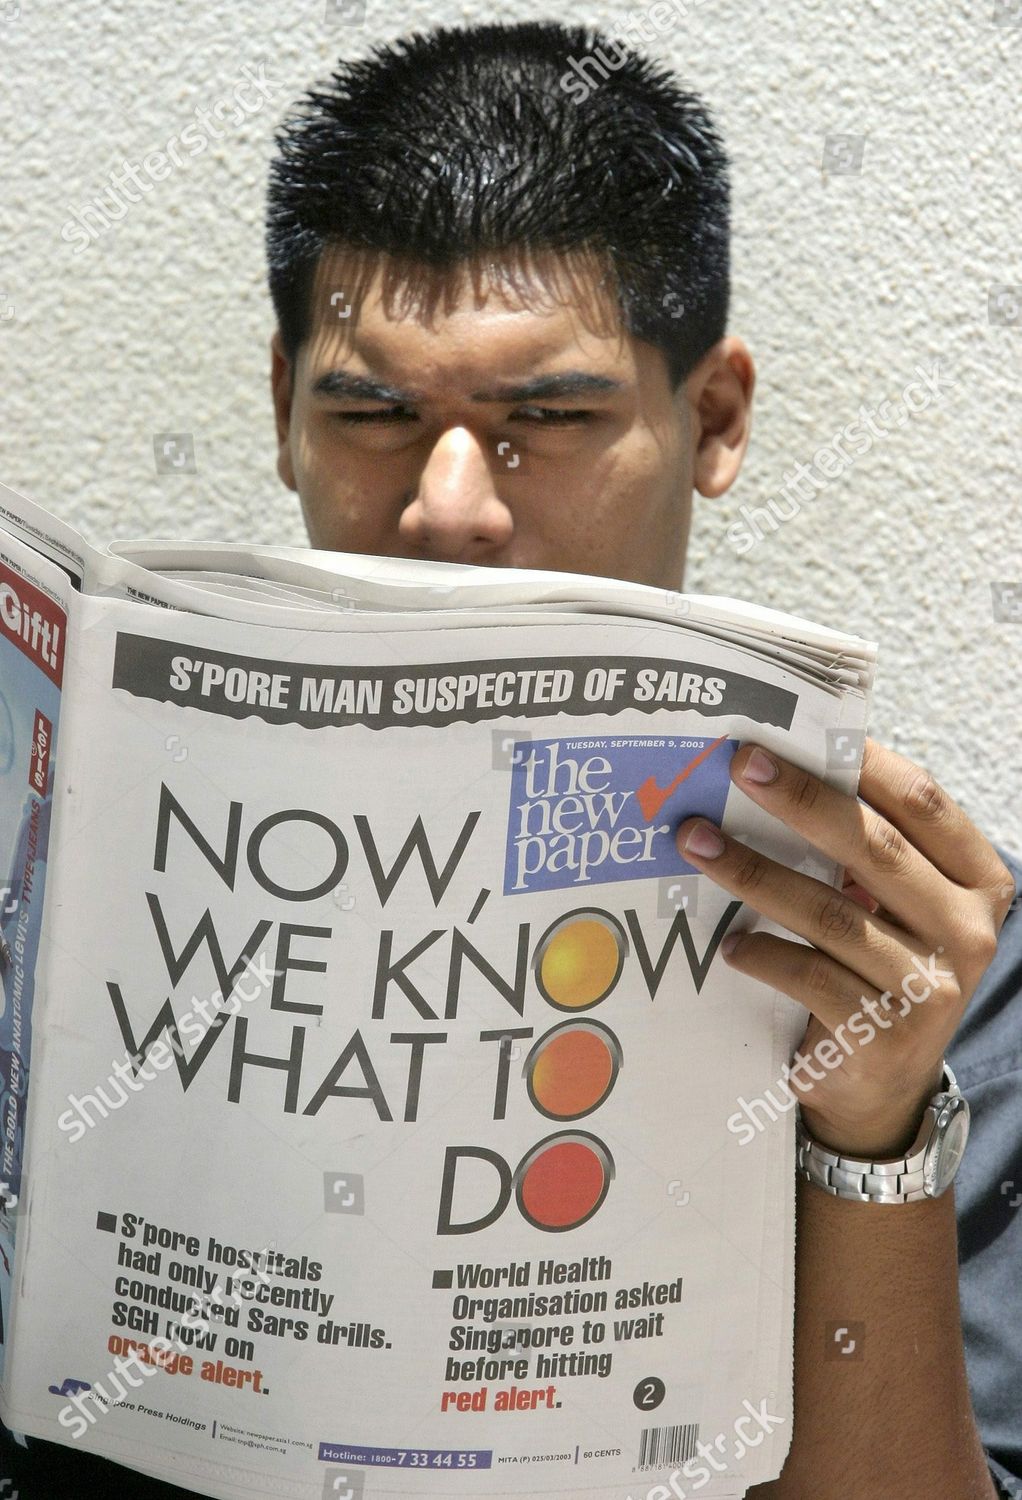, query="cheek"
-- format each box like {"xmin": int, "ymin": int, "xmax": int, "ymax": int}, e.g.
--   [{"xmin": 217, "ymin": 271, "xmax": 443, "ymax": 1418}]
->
[
  {"xmin": 554, "ymin": 435, "xmax": 685, "ymax": 580},
  {"xmin": 293, "ymin": 426, "xmax": 392, "ymax": 547},
  {"xmin": 572, "ymin": 435, "xmax": 677, "ymax": 536}
]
